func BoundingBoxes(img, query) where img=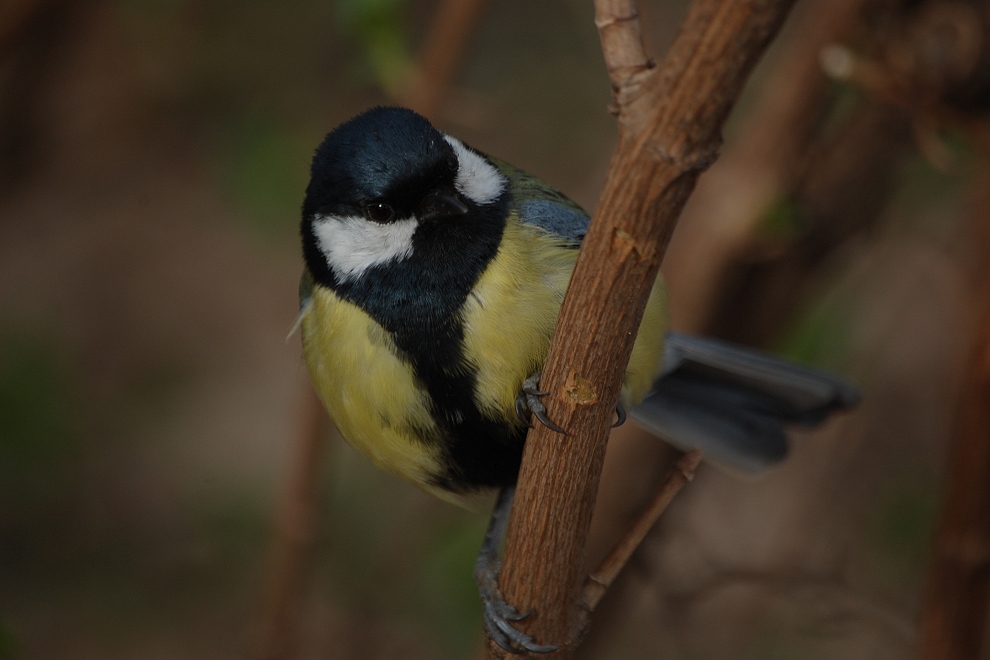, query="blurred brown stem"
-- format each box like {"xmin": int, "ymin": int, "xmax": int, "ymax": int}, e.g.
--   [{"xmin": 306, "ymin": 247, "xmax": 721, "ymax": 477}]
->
[
  {"xmin": 0, "ymin": 0, "xmax": 46, "ymax": 57},
  {"xmin": 488, "ymin": 0, "xmax": 796, "ymax": 657},
  {"xmin": 919, "ymin": 173, "xmax": 990, "ymax": 660},
  {"xmin": 402, "ymin": 0, "xmax": 491, "ymax": 119},
  {"xmin": 663, "ymin": 0, "xmax": 876, "ymax": 335},
  {"xmin": 255, "ymin": 0, "xmax": 490, "ymax": 653},
  {"xmin": 253, "ymin": 389, "xmax": 330, "ymax": 660},
  {"xmin": 0, "ymin": 0, "xmax": 86, "ymax": 190}
]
